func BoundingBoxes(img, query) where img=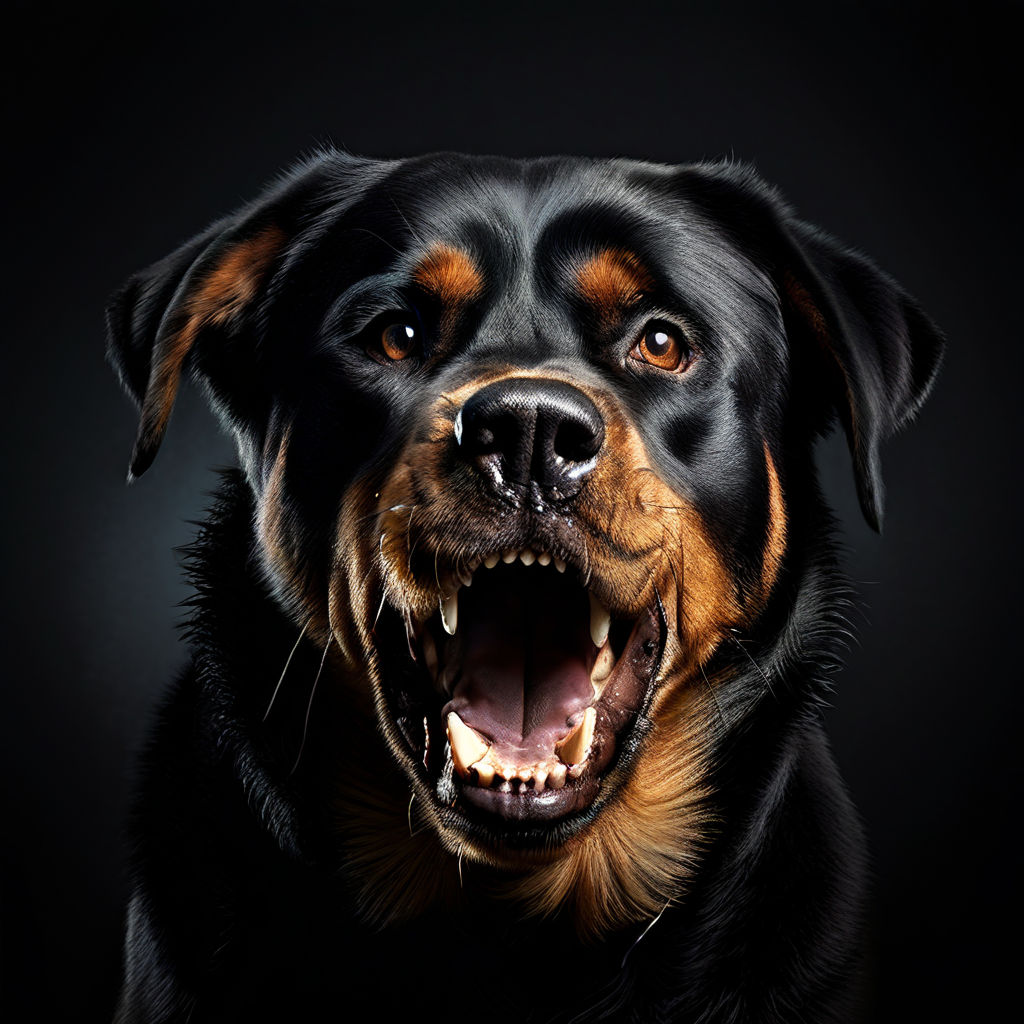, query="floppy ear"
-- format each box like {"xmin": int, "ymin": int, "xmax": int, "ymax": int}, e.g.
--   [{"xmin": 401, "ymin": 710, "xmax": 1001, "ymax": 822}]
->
[
  {"xmin": 776, "ymin": 219, "xmax": 945, "ymax": 531},
  {"xmin": 681, "ymin": 163, "xmax": 945, "ymax": 532},
  {"xmin": 106, "ymin": 215, "xmax": 288, "ymax": 480}
]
